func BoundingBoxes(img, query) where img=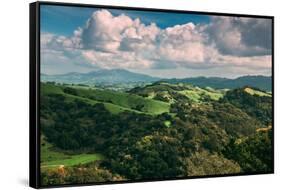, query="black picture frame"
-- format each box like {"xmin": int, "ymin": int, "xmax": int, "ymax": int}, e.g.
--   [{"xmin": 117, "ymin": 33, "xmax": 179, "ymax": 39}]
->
[{"xmin": 30, "ymin": 1, "xmax": 274, "ymax": 188}]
